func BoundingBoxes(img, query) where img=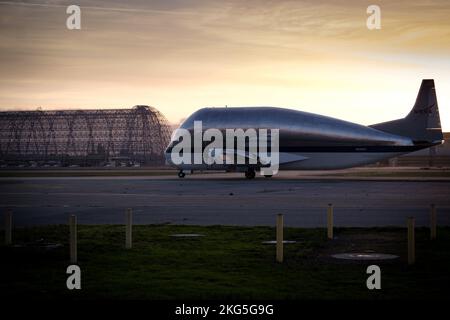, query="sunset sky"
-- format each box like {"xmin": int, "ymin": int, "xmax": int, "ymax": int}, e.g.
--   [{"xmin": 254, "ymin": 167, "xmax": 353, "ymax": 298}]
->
[{"xmin": 0, "ymin": 0, "xmax": 449, "ymax": 130}]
